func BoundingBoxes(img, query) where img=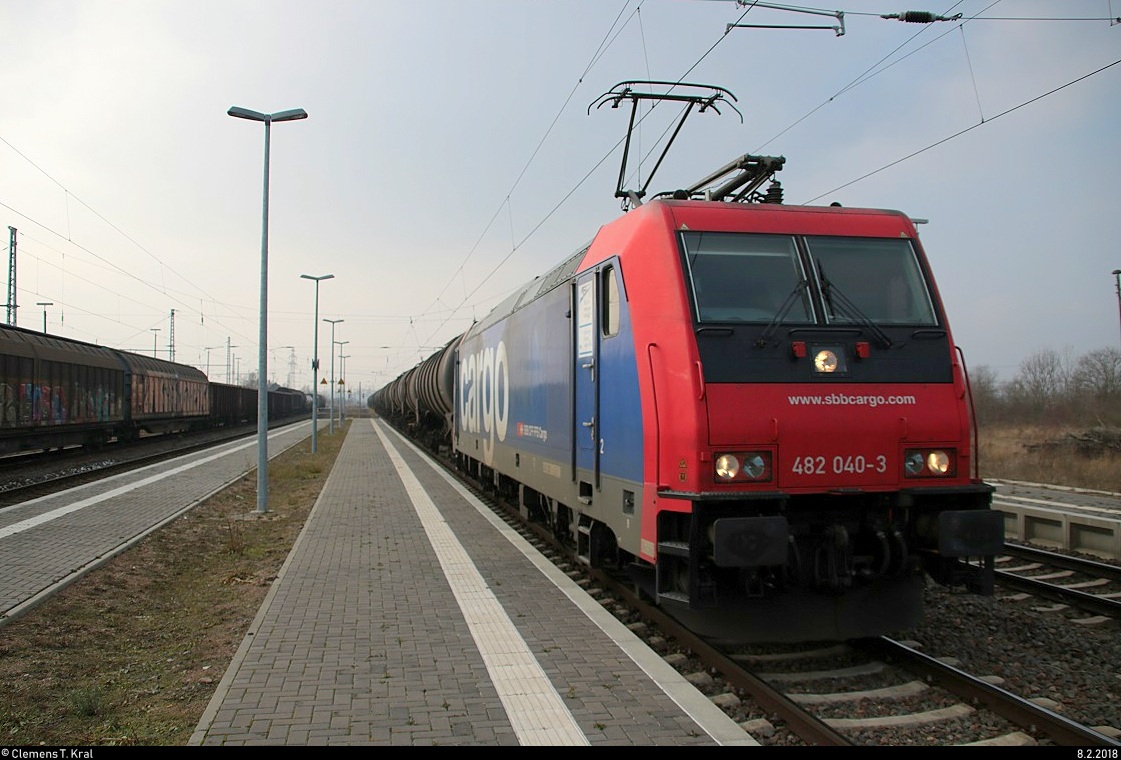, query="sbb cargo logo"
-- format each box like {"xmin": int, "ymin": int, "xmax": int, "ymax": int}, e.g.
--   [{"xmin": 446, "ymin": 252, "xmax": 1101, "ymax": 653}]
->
[
  {"xmin": 516, "ymin": 421, "xmax": 548, "ymax": 442},
  {"xmin": 460, "ymin": 339, "xmax": 509, "ymax": 465}
]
